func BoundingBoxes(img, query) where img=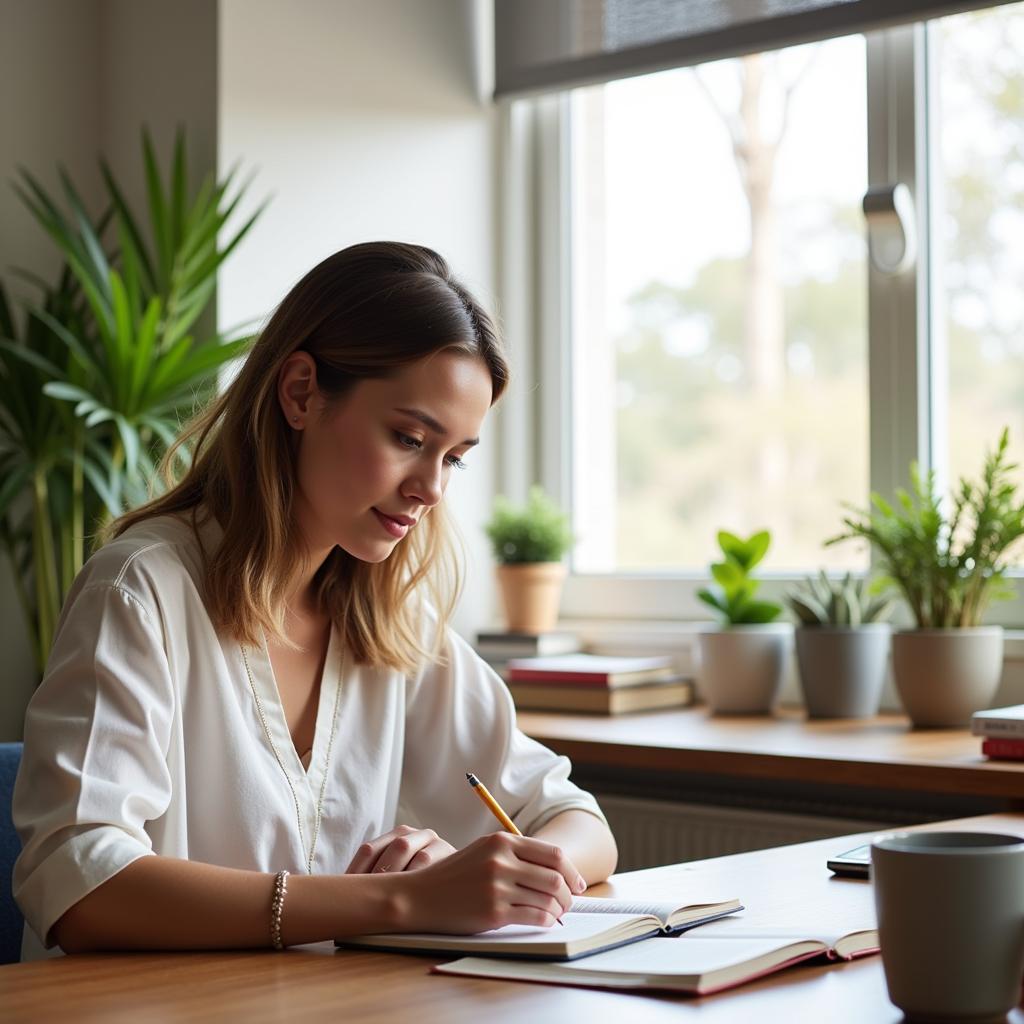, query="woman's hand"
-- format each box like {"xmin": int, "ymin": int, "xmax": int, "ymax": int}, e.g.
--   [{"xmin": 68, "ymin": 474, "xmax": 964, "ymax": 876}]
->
[
  {"xmin": 393, "ymin": 831, "xmax": 587, "ymax": 934},
  {"xmin": 346, "ymin": 824, "xmax": 457, "ymax": 874}
]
